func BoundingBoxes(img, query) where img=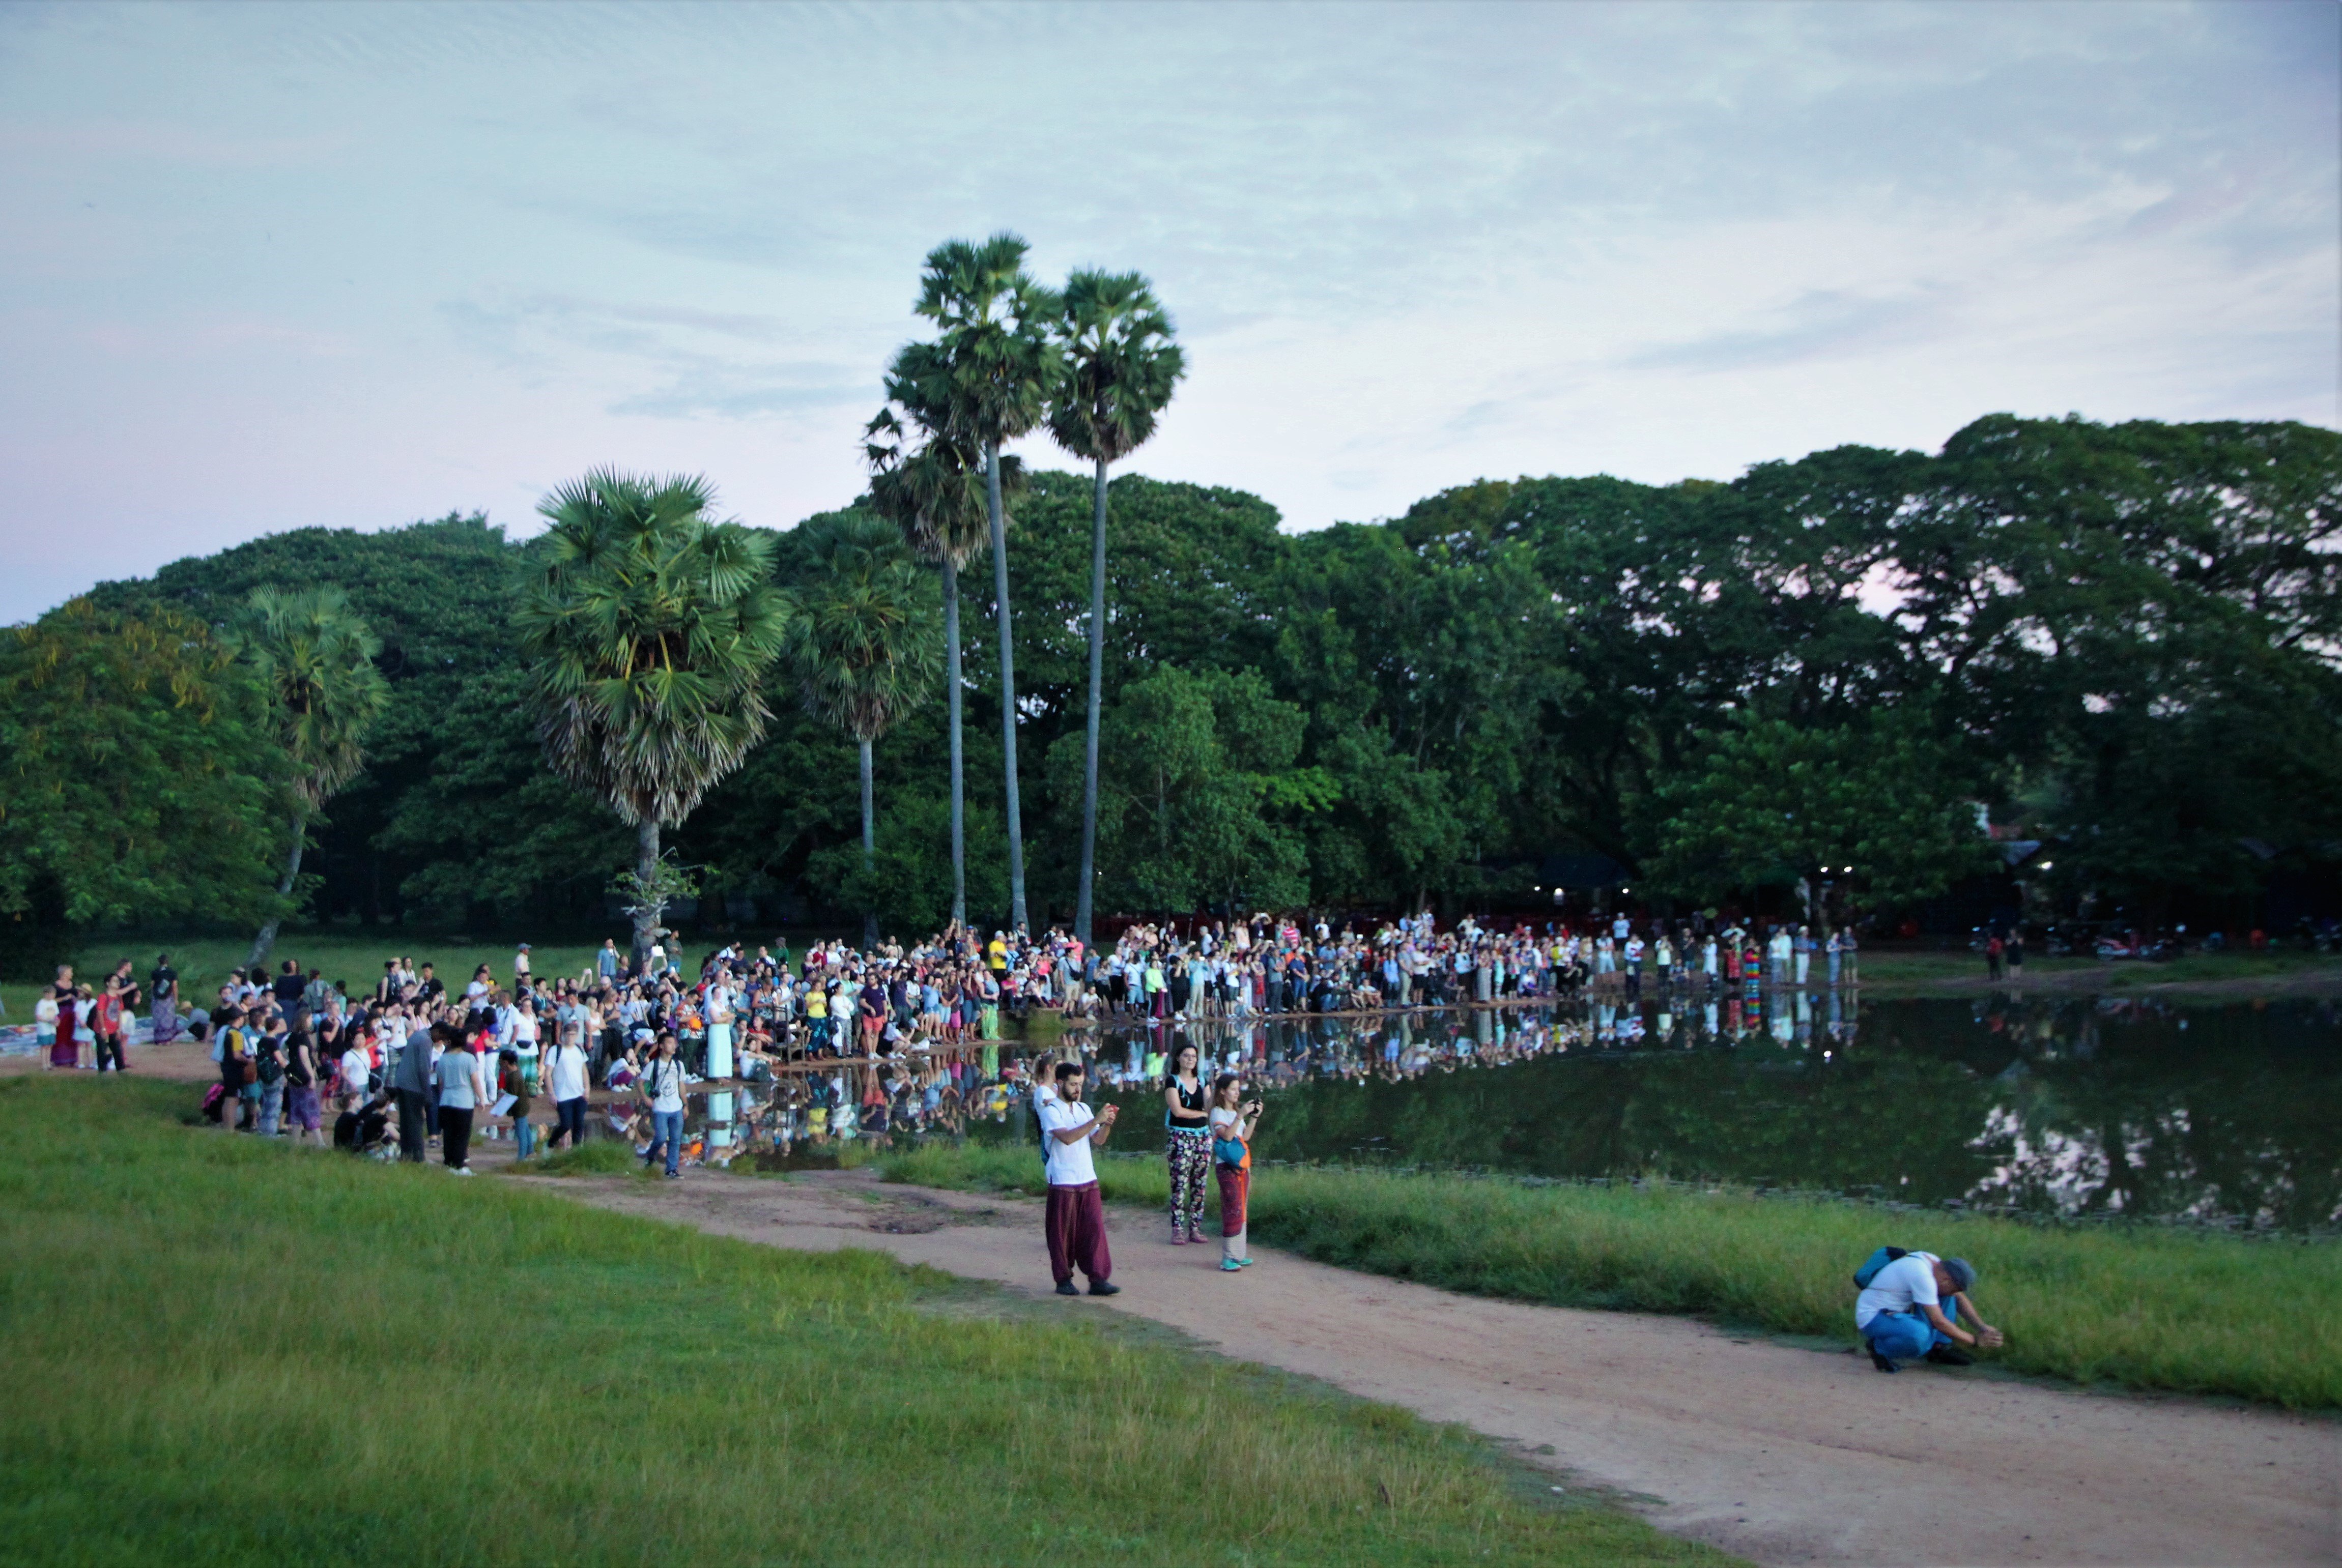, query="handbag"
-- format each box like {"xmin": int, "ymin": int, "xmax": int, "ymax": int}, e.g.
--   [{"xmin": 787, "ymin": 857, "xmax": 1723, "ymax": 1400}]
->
[
  {"xmin": 1212, "ymin": 1136, "xmax": 1247, "ymax": 1167},
  {"xmin": 238, "ymin": 1055, "xmax": 258, "ymax": 1086}
]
